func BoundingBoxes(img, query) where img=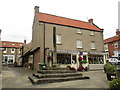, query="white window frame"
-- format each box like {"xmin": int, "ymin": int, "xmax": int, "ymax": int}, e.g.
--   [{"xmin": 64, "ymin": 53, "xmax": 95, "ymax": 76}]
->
[
  {"xmin": 104, "ymin": 44, "xmax": 108, "ymax": 51},
  {"xmin": 76, "ymin": 29, "xmax": 82, "ymax": 34},
  {"xmin": 90, "ymin": 31, "xmax": 94, "ymax": 36},
  {"xmin": 3, "ymin": 43, "xmax": 6, "ymax": 45},
  {"xmin": 11, "ymin": 48, "xmax": 15, "ymax": 53},
  {"xmin": 20, "ymin": 44, "xmax": 22, "ymax": 46},
  {"xmin": 3, "ymin": 55, "xmax": 15, "ymax": 64},
  {"xmin": 3, "ymin": 48, "xmax": 7, "ymax": 53},
  {"xmin": 91, "ymin": 41, "xmax": 96, "ymax": 49},
  {"xmin": 114, "ymin": 41, "xmax": 118, "ymax": 48},
  {"xmin": 76, "ymin": 40, "xmax": 82, "ymax": 48},
  {"xmin": 19, "ymin": 49, "xmax": 21, "ymax": 53},
  {"xmin": 12, "ymin": 44, "xmax": 14, "ymax": 46},
  {"xmin": 56, "ymin": 34, "xmax": 61, "ymax": 44}
]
